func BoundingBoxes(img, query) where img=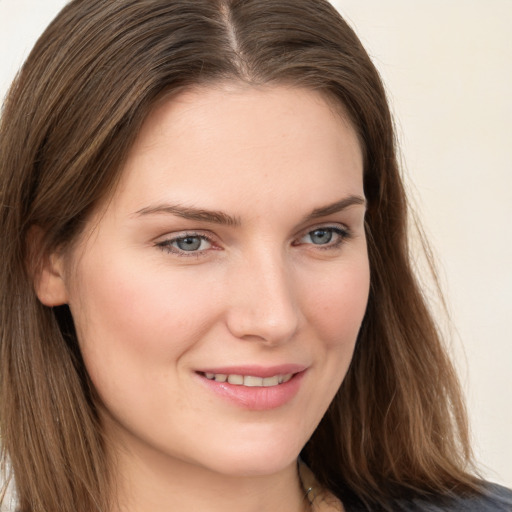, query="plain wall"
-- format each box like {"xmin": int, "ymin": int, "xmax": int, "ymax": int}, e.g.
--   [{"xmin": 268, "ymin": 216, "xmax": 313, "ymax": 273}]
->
[
  {"xmin": 329, "ymin": 1, "xmax": 512, "ymax": 487},
  {"xmin": 1, "ymin": 0, "xmax": 510, "ymax": 488}
]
